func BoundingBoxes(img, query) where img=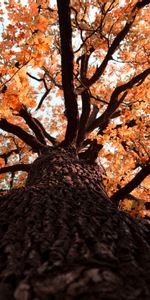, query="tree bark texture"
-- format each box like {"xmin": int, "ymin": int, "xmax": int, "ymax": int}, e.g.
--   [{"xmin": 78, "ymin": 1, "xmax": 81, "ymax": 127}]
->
[{"xmin": 0, "ymin": 147, "xmax": 150, "ymax": 300}]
